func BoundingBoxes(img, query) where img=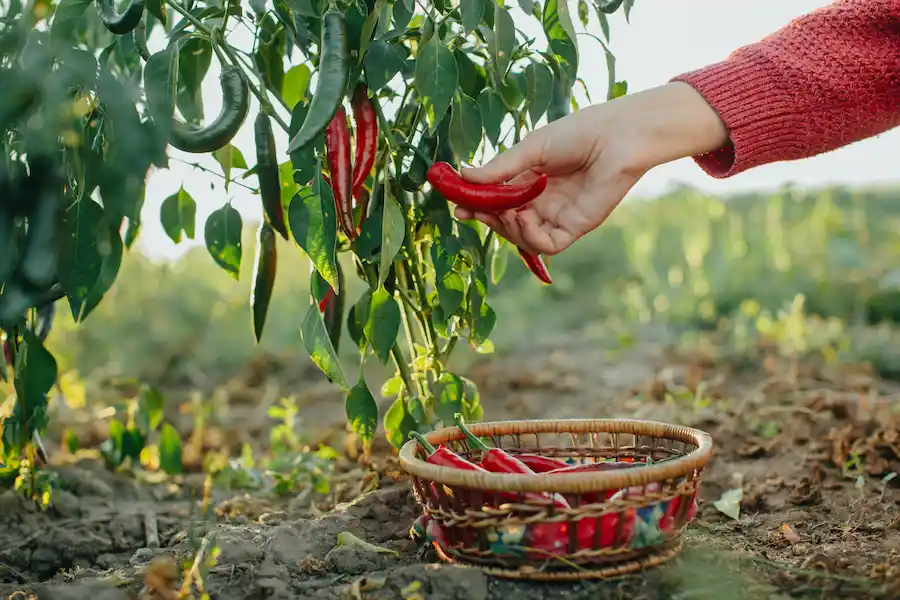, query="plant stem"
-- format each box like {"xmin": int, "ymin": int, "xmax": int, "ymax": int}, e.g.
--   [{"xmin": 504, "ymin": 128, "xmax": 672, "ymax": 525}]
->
[{"xmin": 169, "ymin": 157, "xmax": 260, "ymax": 193}]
